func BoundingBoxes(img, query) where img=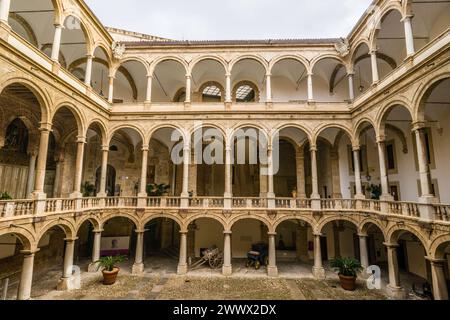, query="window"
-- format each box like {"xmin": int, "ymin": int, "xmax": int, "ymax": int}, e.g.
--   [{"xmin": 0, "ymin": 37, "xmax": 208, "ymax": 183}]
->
[
  {"xmin": 233, "ymin": 81, "xmax": 258, "ymax": 102},
  {"xmin": 201, "ymin": 84, "xmax": 222, "ymax": 102},
  {"xmin": 202, "ymin": 85, "xmax": 221, "ymax": 97},
  {"xmin": 385, "ymin": 140, "xmax": 397, "ymax": 173}
]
